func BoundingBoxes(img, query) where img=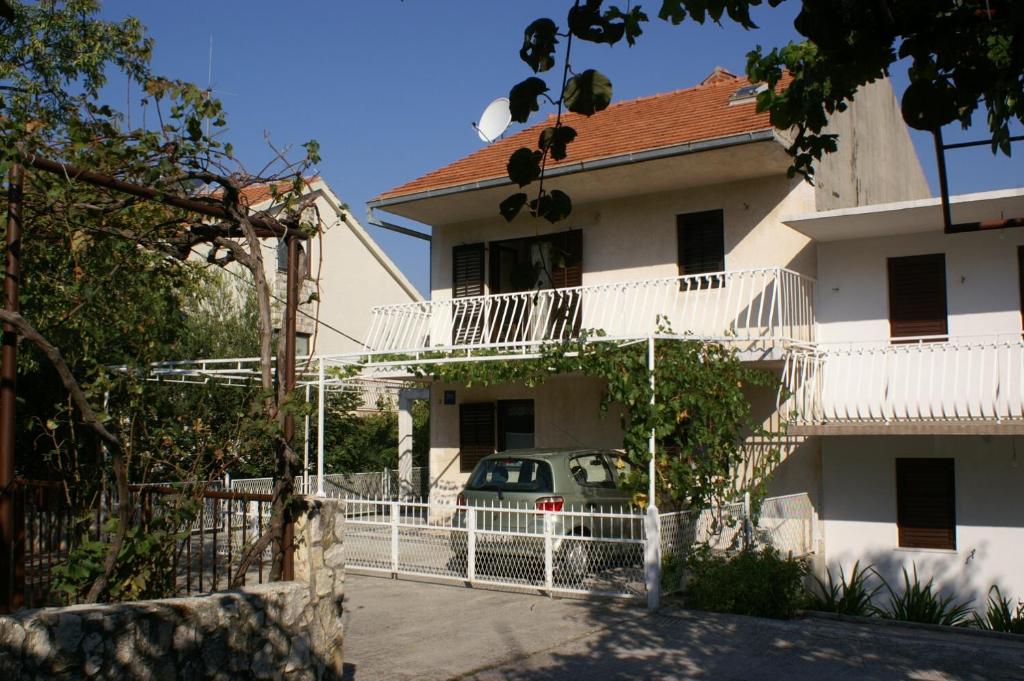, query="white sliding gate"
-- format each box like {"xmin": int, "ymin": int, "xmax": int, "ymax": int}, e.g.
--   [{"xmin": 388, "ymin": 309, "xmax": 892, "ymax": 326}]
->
[{"xmin": 343, "ymin": 493, "xmax": 816, "ymax": 601}]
